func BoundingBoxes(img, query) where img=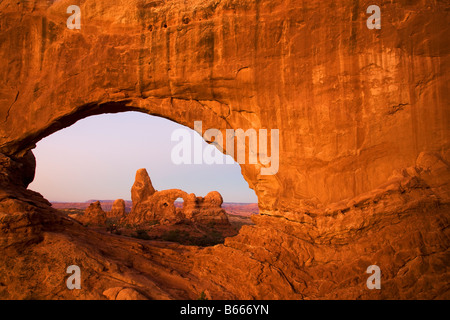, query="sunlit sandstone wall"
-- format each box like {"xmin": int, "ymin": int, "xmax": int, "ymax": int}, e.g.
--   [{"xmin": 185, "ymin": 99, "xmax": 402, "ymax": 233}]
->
[{"xmin": 0, "ymin": 0, "xmax": 449, "ymax": 218}]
